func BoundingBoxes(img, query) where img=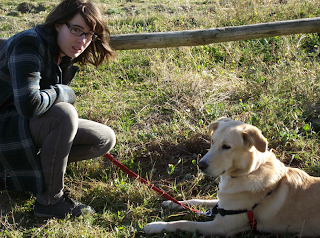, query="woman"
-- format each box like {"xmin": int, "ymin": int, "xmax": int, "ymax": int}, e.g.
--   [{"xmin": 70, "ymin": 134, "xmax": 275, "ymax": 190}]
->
[{"xmin": 0, "ymin": 0, "xmax": 116, "ymax": 218}]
